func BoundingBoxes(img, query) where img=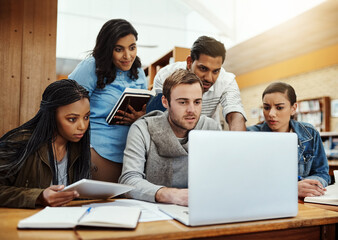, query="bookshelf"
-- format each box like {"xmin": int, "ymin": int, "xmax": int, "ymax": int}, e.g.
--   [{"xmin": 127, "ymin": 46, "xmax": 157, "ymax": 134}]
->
[
  {"xmin": 321, "ymin": 132, "xmax": 338, "ymax": 181},
  {"xmin": 321, "ymin": 132, "xmax": 338, "ymax": 159},
  {"xmin": 144, "ymin": 46, "xmax": 190, "ymax": 89},
  {"xmin": 295, "ymin": 96, "xmax": 331, "ymax": 132}
]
